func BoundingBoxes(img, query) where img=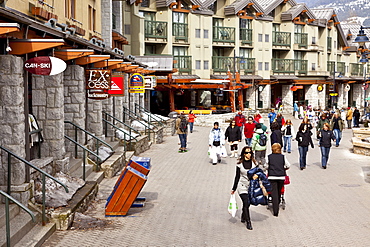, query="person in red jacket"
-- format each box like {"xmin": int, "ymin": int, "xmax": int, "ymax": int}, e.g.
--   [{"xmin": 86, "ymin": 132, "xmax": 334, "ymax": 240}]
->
[
  {"xmin": 244, "ymin": 116, "xmax": 256, "ymax": 146},
  {"xmin": 234, "ymin": 111, "xmax": 246, "ymax": 131},
  {"xmin": 188, "ymin": 110, "xmax": 196, "ymax": 133}
]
